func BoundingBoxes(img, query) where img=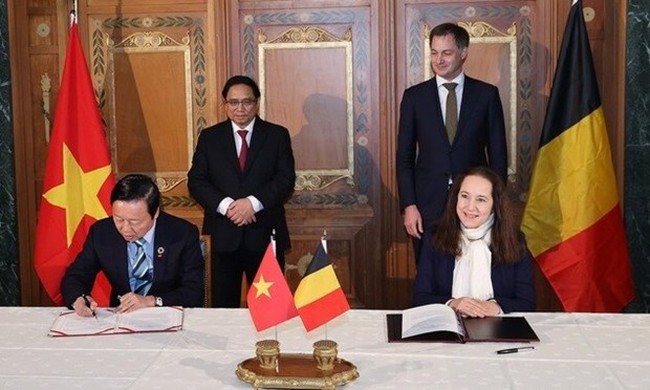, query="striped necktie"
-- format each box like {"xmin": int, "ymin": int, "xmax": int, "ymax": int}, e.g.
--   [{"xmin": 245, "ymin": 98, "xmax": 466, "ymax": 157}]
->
[{"xmin": 132, "ymin": 238, "xmax": 152, "ymax": 295}]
